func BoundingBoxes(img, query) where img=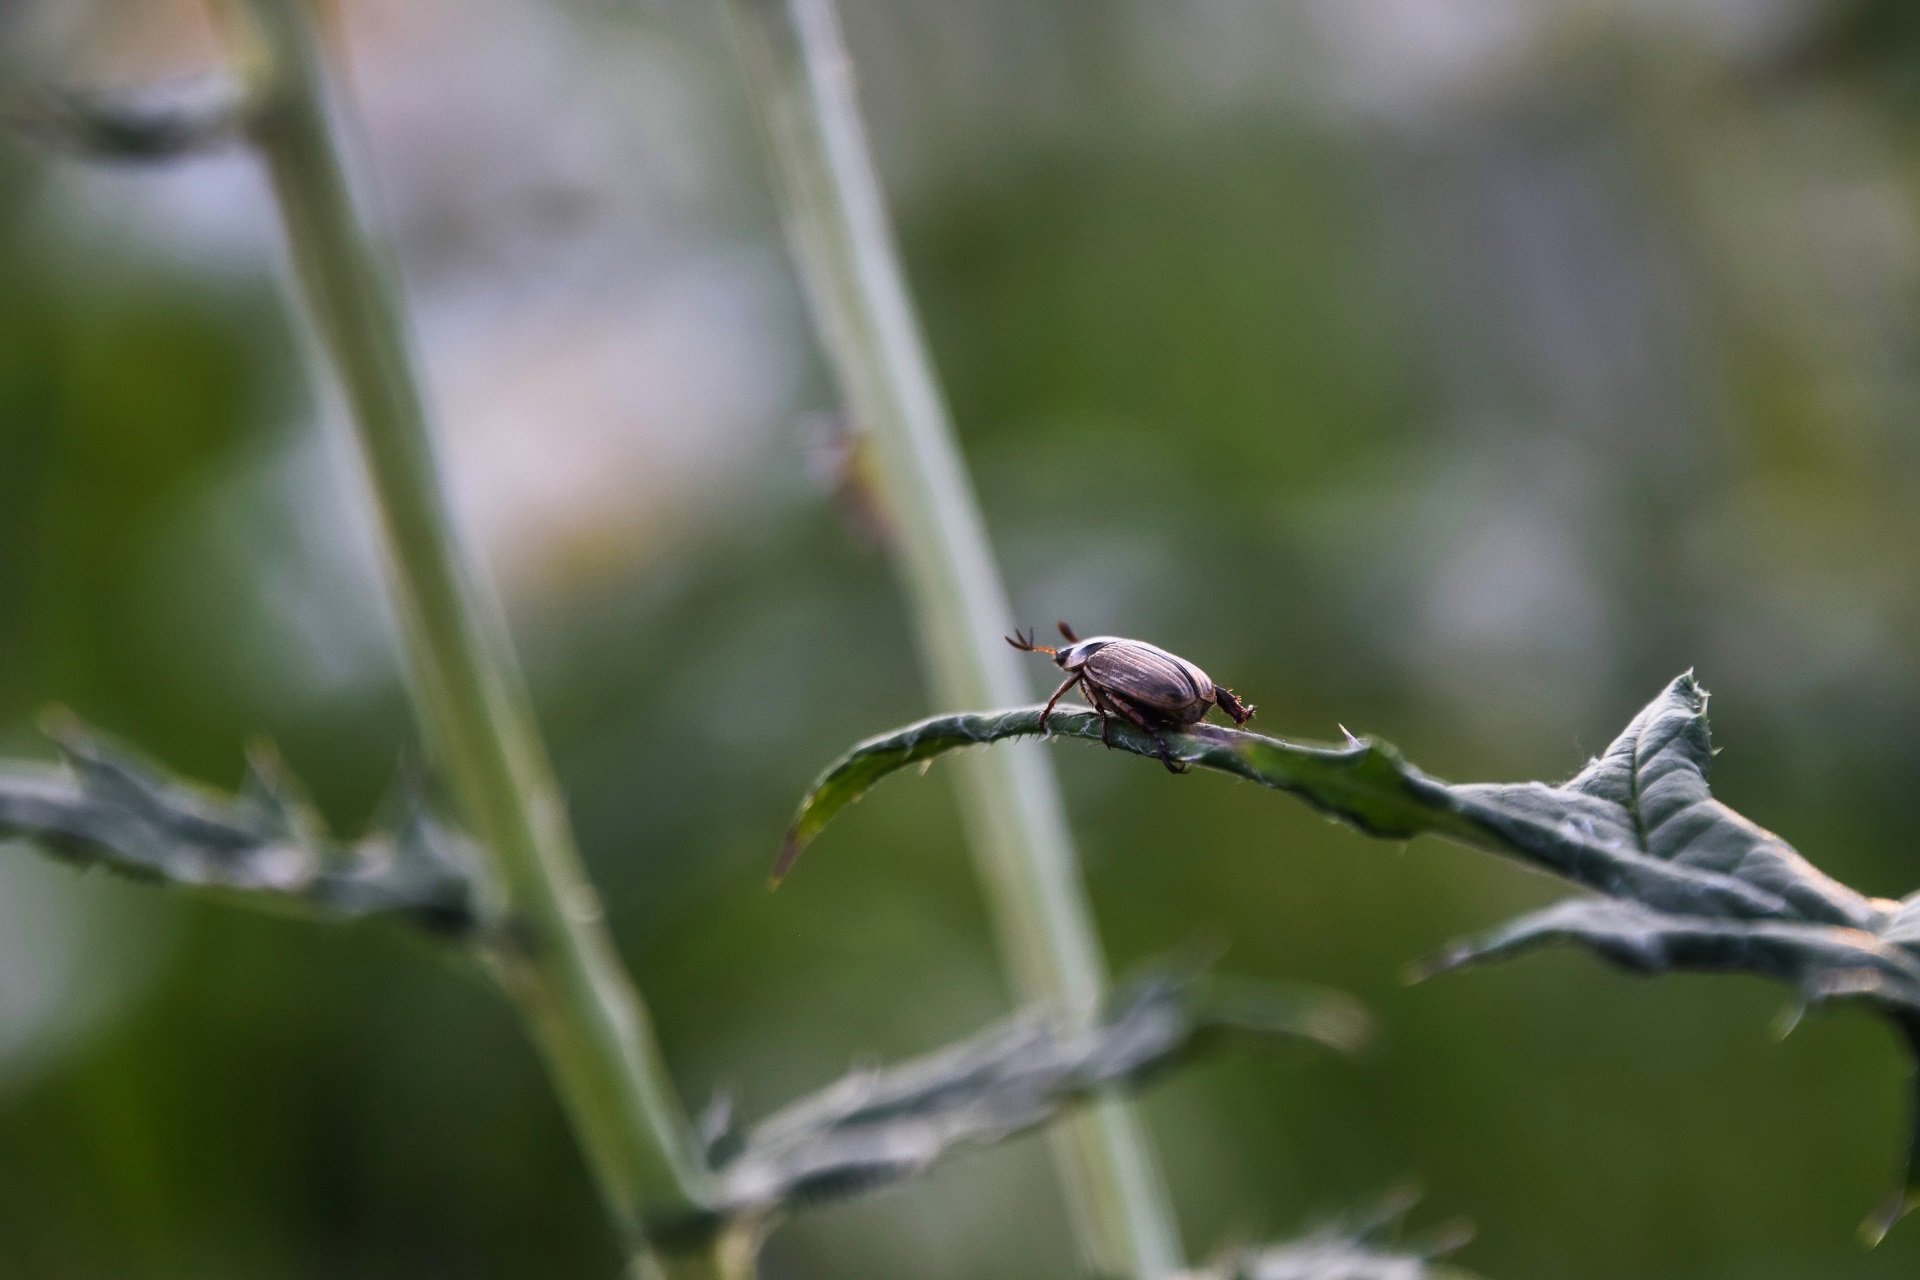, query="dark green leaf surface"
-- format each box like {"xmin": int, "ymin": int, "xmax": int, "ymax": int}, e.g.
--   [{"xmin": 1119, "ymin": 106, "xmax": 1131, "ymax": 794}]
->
[
  {"xmin": 0, "ymin": 718, "xmax": 482, "ymax": 932},
  {"xmin": 780, "ymin": 674, "xmax": 1920, "ymax": 1238},
  {"xmin": 665, "ymin": 967, "xmax": 1368, "ymax": 1240}
]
